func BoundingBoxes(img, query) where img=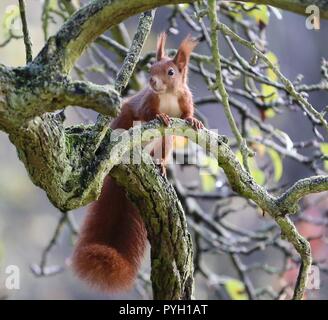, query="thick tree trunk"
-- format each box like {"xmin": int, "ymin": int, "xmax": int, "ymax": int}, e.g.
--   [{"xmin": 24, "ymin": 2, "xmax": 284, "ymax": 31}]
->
[{"xmin": 0, "ymin": 0, "xmax": 327, "ymax": 300}]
